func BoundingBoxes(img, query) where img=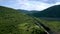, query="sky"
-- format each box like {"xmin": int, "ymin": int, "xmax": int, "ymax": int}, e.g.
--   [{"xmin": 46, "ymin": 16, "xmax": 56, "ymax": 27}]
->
[{"xmin": 0, "ymin": 0, "xmax": 60, "ymax": 11}]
